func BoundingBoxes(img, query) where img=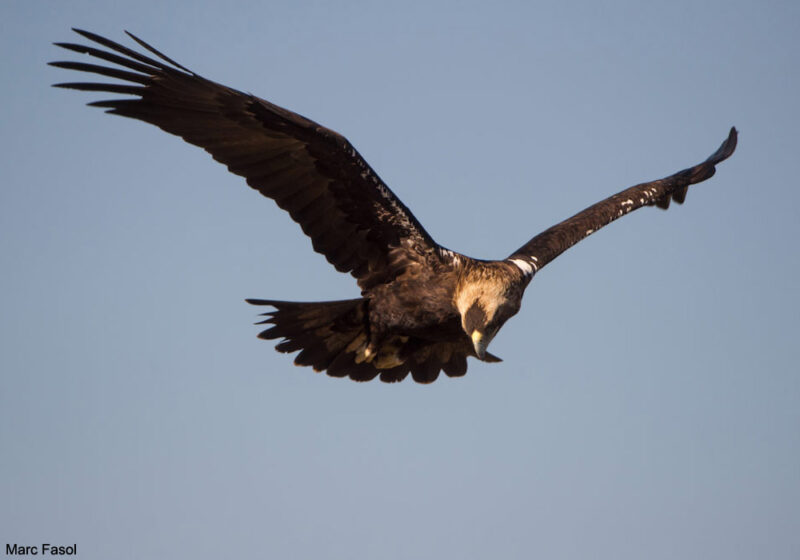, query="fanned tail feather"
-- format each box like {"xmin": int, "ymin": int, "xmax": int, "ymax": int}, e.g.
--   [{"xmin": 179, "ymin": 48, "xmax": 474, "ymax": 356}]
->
[
  {"xmin": 247, "ymin": 298, "xmax": 374, "ymax": 380},
  {"xmin": 246, "ymin": 298, "xmax": 470, "ymax": 383}
]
